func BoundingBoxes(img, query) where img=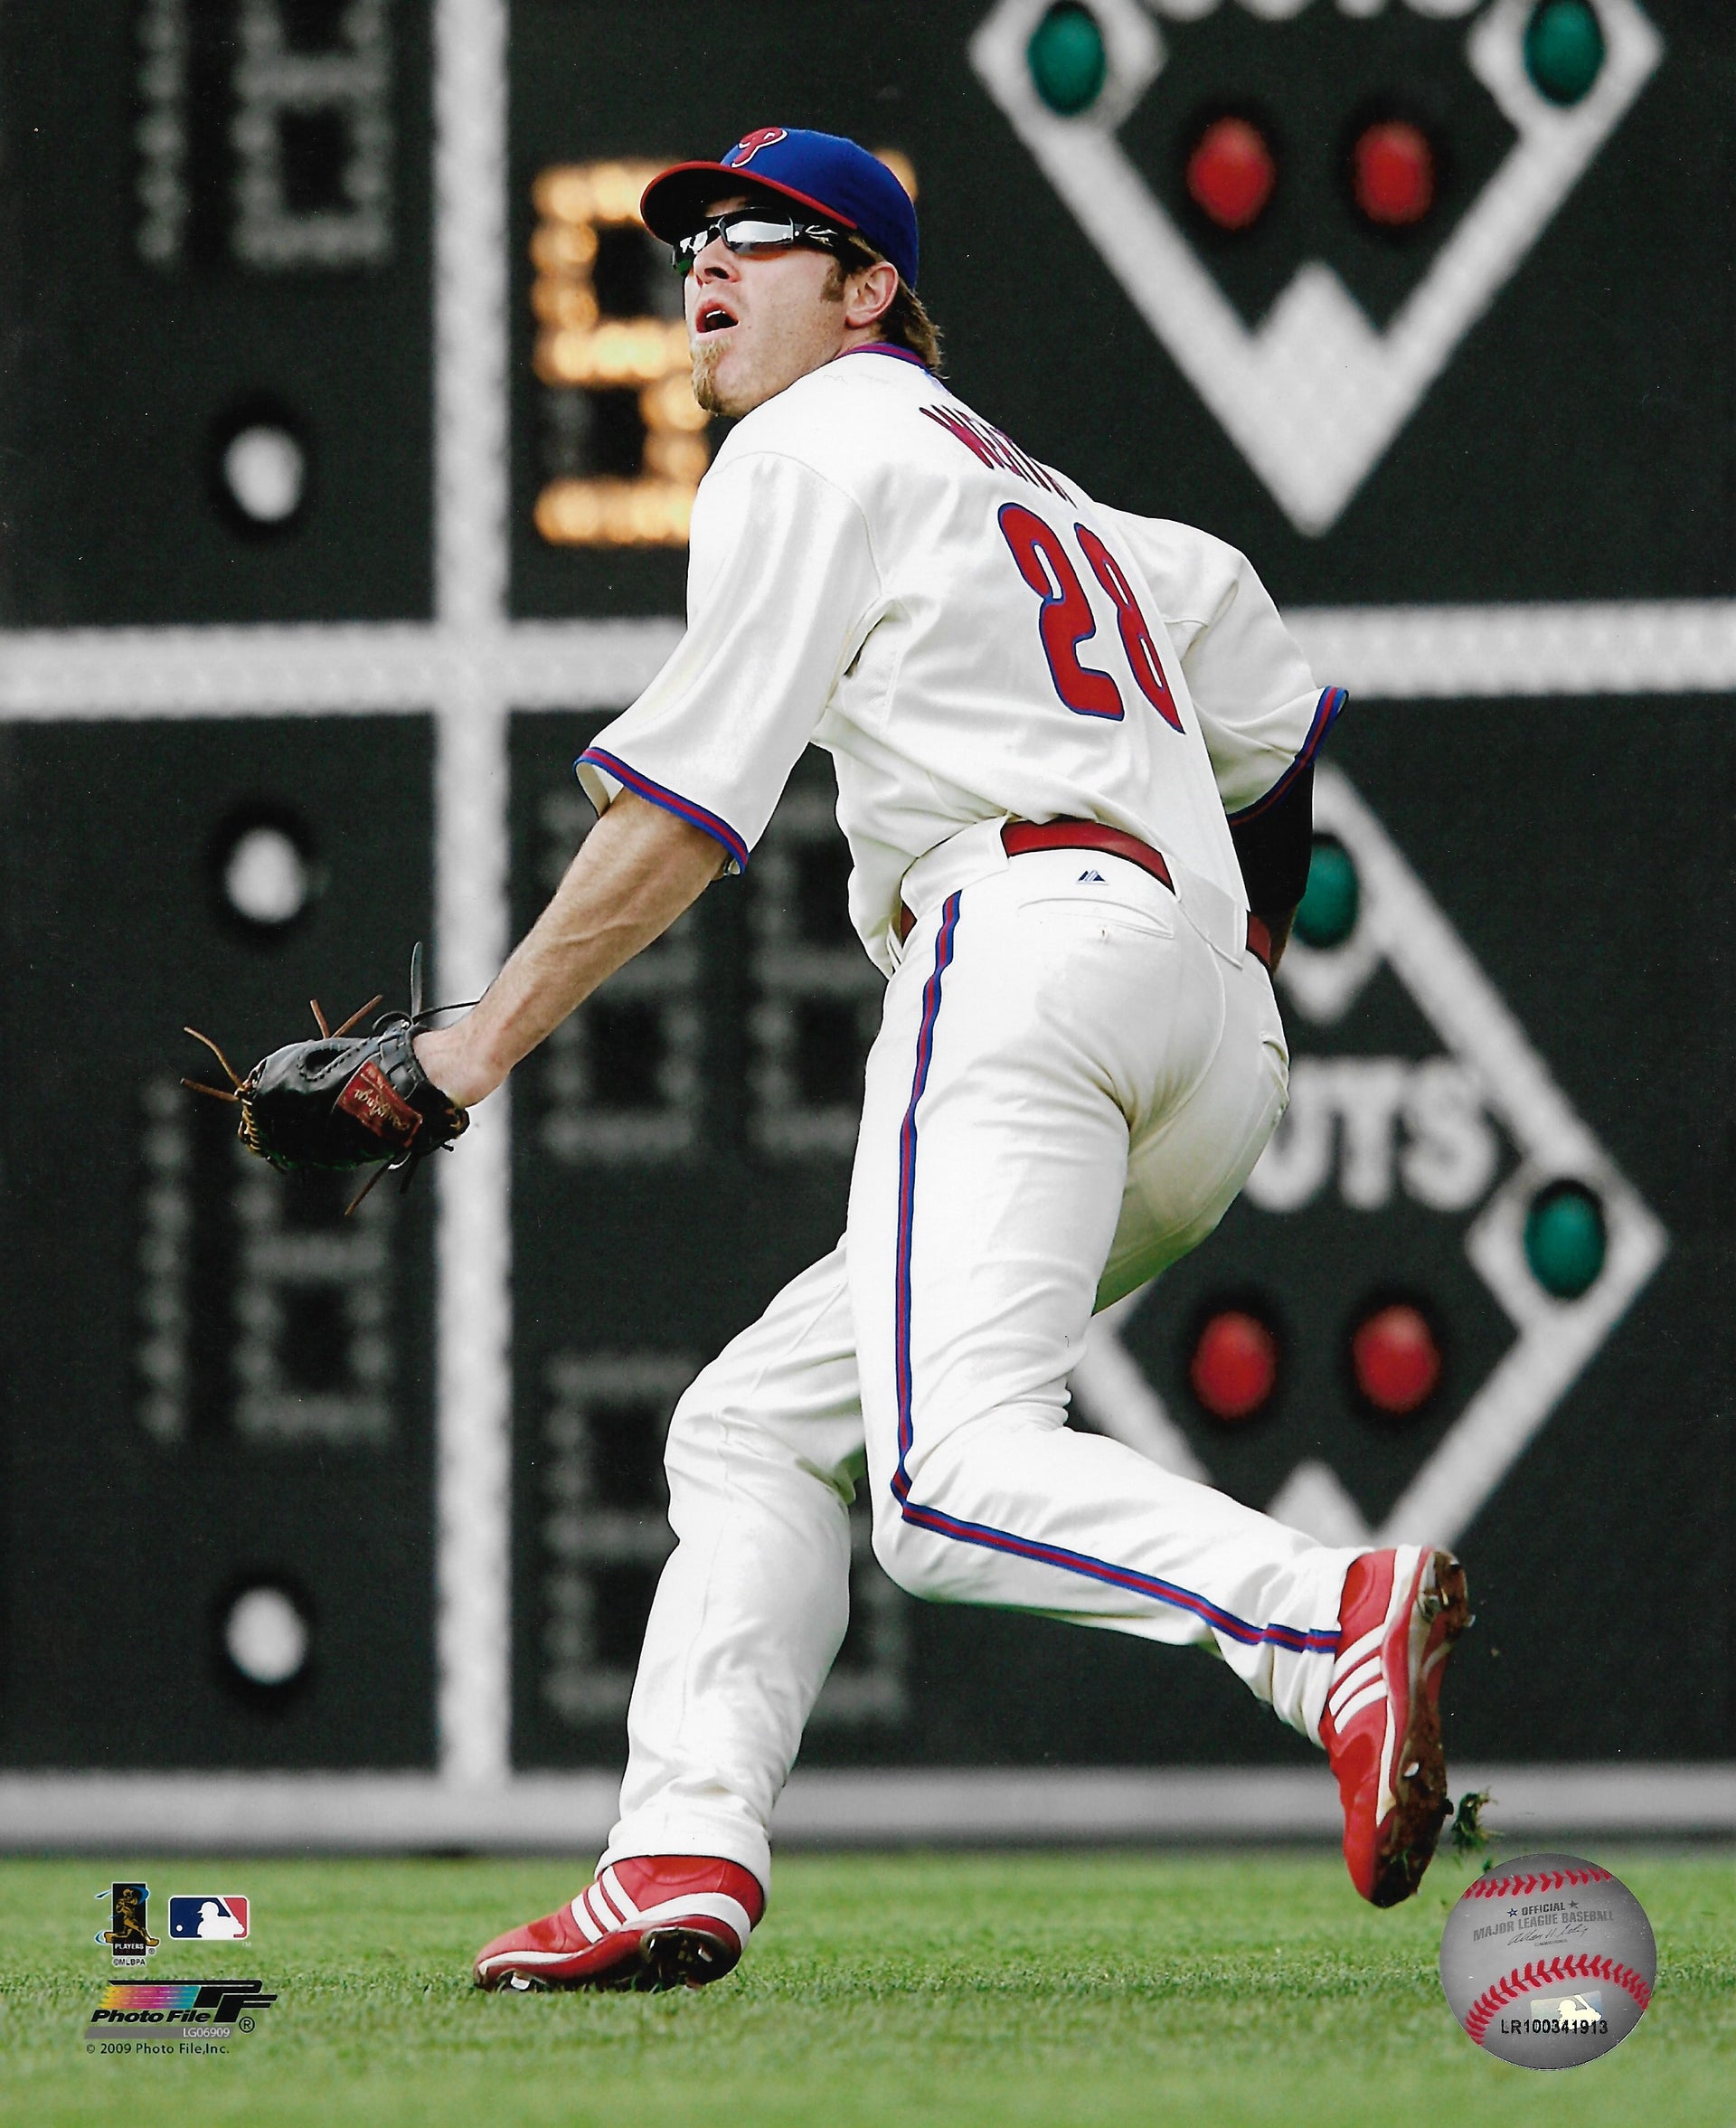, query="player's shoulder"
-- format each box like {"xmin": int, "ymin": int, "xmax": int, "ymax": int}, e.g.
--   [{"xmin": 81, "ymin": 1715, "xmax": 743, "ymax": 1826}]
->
[
  {"xmin": 1091, "ymin": 505, "xmax": 1261, "ymax": 623},
  {"xmin": 1095, "ymin": 502, "xmax": 1248, "ymax": 574}
]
